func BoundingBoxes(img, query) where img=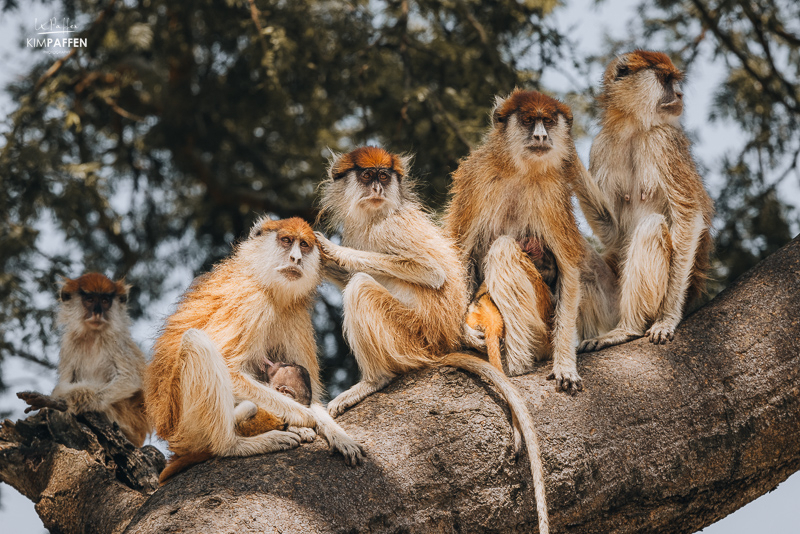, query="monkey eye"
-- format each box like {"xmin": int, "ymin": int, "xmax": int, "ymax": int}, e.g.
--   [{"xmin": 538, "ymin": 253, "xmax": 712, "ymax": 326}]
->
[
  {"xmin": 378, "ymin": 170, "xmax": 392, "ymax": 183},
  {"xmin": 299, "ymin": 240, "xmax": 309, "ymax": 249},
  {"xmin": 360, "ymin": 169, "xmax": 375, "ymax": 182},
  {"xmin": 281, "ymin": 236, "xmax": 292, "ymax": 245},
  {"xmin": 102, "ymin": 297, "xmax": 110, "ymax": 305},
  {"xmin": 616, "ymin": 65, "xmax": 631, "ymax": 79},
  {"xmin": 542, "ymin": 117, "xmax": 555, "ymax": 127},
  {"xmin": 521, "ymin": 115, "xmax": 534, "ymax": 126}
]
